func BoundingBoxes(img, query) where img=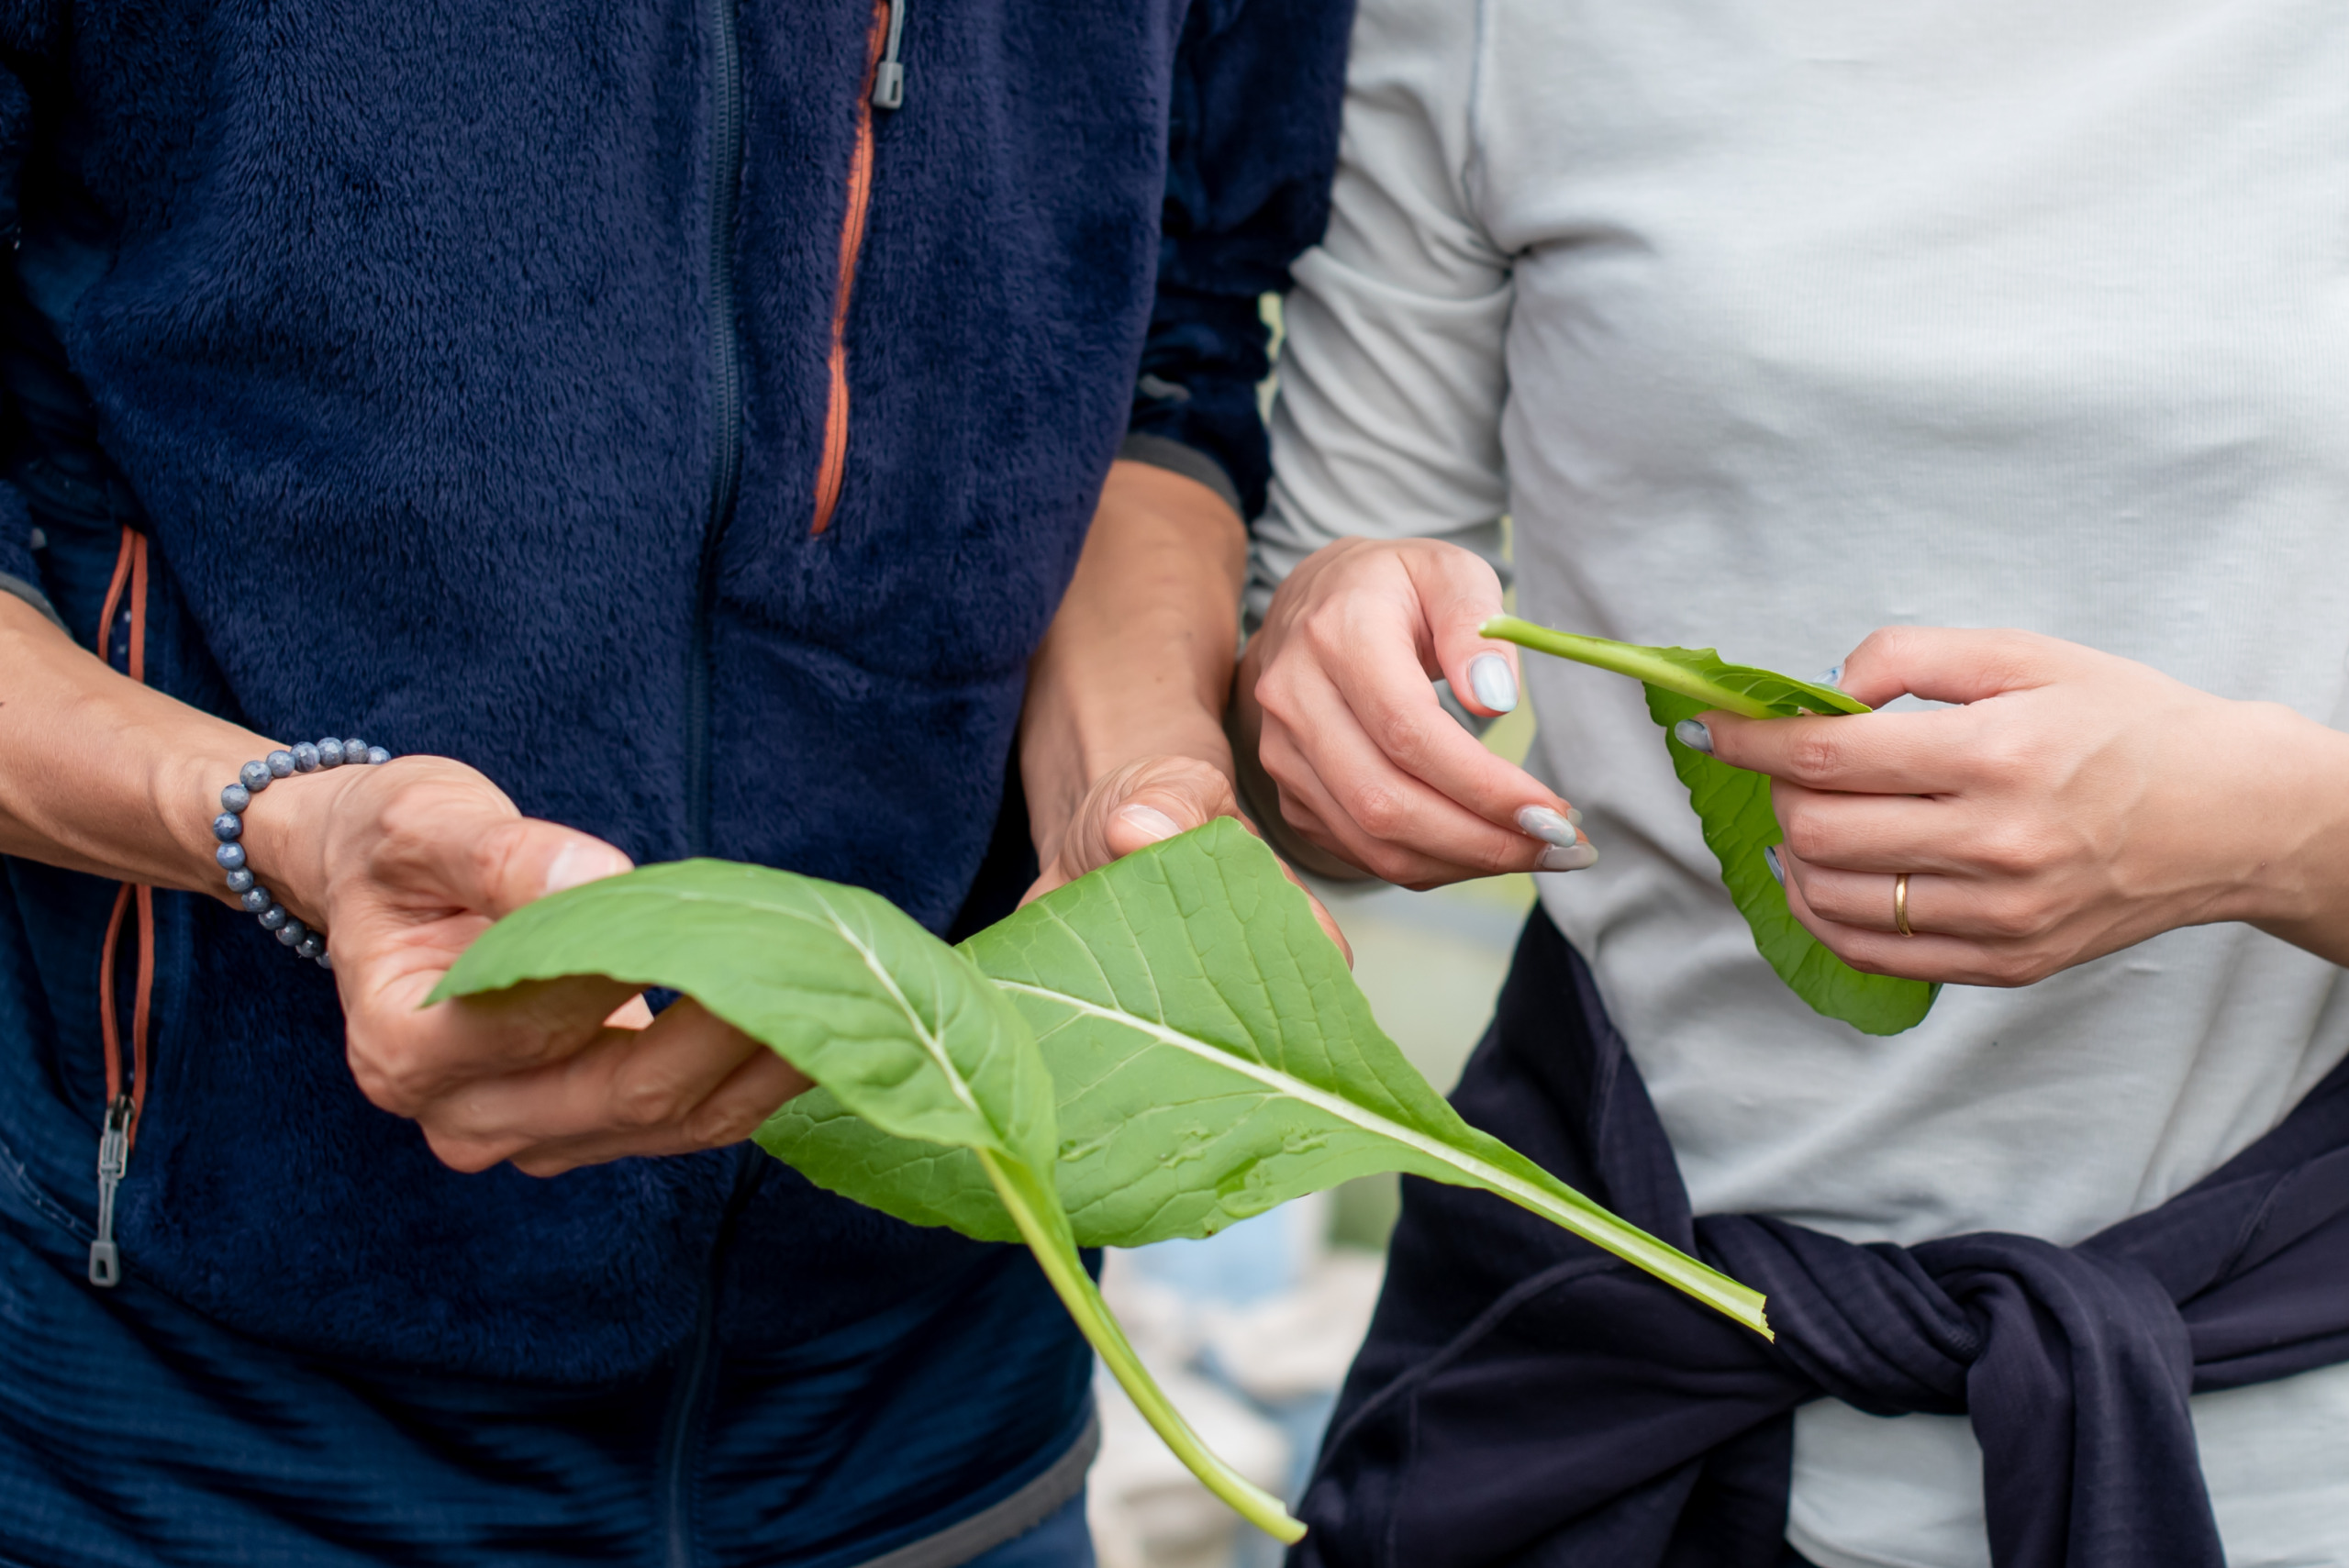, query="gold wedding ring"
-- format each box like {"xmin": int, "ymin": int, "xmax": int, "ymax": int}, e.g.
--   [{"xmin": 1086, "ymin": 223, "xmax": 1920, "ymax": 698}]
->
[{"xmin": 1894, "ymin": 873, "xmax": 1914, "ymax": 938}]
